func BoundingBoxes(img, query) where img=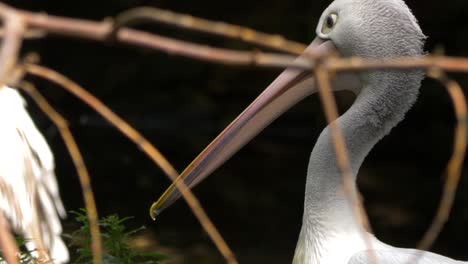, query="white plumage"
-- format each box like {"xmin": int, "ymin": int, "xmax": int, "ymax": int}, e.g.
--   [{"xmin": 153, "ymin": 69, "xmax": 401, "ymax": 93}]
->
[{"xmin": 0, "ymin": 87, "xmax": 68, "ymax": 263}]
